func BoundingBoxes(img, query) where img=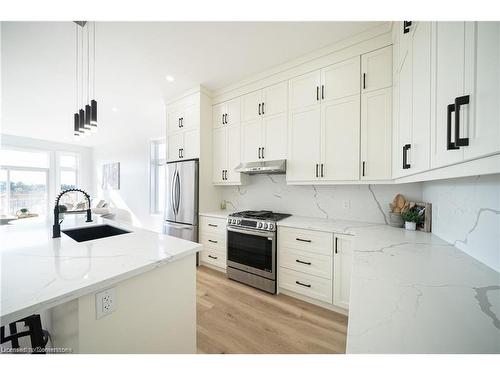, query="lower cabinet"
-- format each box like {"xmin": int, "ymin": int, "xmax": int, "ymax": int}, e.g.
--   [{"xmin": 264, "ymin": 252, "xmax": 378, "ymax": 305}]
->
[
  {"xmin": 277, "ymin": 226, "xmax": 353, "ymax": 311},
  {"xmin": 199, "ymin": 216, "xmax": 227, "ymax": 270}
]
